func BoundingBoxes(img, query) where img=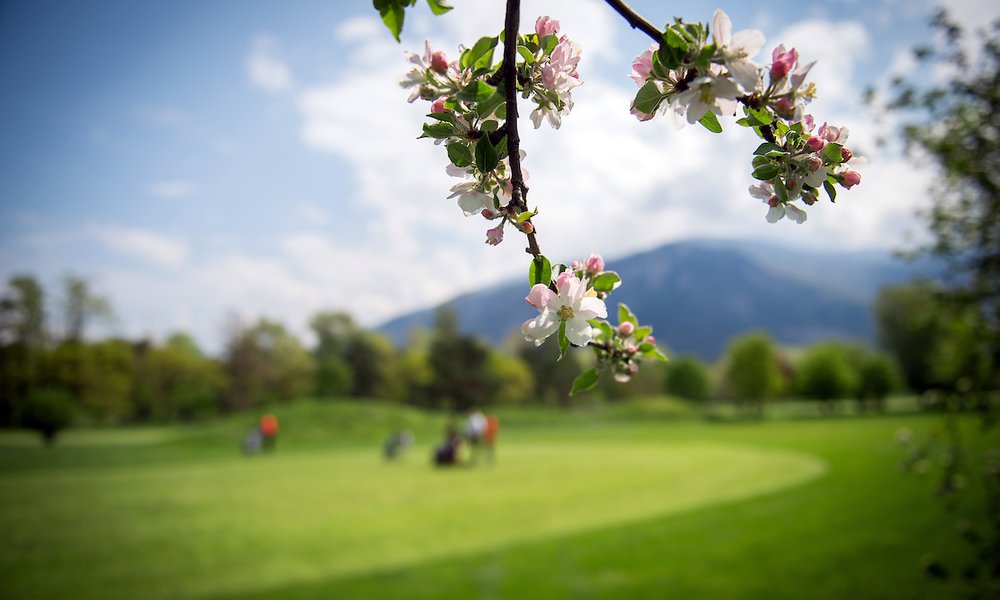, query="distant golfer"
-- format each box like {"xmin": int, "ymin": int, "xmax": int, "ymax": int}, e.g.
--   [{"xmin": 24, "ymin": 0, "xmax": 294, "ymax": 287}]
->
[
  {"xmin": 259, "ymin": 413, "xmax": 279, "ymax": 452},
  {"xmin": 465, "ymin": 409, "xmax": 487, "ymax": 463},
  {"xmin": 484, "ymin": 414, "xmax": 499, "ymax": 464}
]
